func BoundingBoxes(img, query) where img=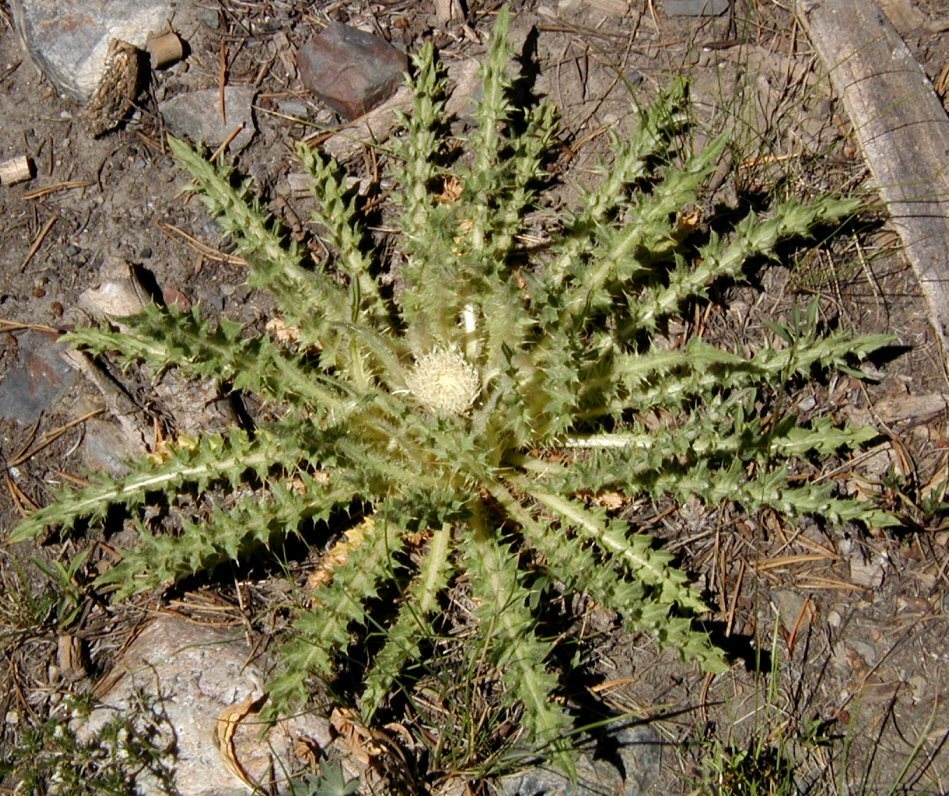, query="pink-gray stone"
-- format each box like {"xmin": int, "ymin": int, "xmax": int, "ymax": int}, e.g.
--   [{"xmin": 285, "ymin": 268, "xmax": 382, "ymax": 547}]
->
[
  {"xmin": 11, "ymin": 0, "xmax": 173, "ymax": 101},
  {"xmin": 297, "ymin": 23, "xmax": 408, "ymax": 120}
]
